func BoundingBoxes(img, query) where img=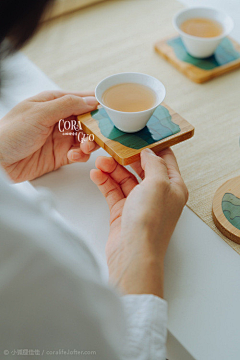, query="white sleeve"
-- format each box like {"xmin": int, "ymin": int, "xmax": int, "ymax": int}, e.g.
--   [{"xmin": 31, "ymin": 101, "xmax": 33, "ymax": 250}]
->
[
  {"xmin": 0, "ymin": 168, "xmax": 168, "ymax": 360},
  {"xmin": 122, "ymin": 295, "xmax": 168, "ymax": 360}
]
